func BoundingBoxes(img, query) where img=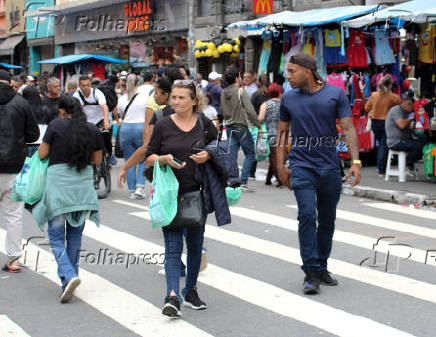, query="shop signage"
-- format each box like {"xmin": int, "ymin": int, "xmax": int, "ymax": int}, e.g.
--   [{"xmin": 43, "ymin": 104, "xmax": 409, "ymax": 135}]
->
[{"xmin": 253, "ymin": 0, "xmax": 273, "ymax": 14}]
